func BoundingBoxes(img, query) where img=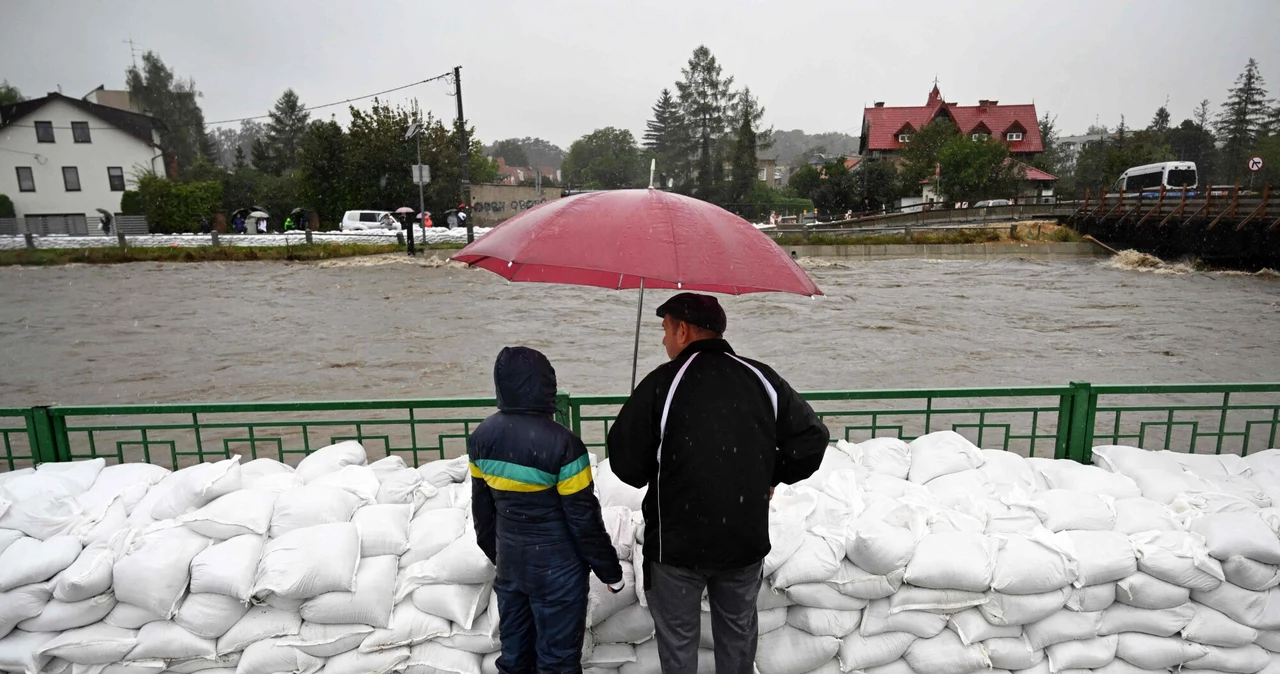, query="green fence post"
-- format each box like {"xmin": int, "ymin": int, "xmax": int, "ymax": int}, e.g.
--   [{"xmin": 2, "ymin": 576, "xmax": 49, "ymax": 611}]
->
[
  {"xmin": 554, "ymin": 392, "xmax": 571, "ymax": 429},
  {"xmin": 28, "ymin": 406, "xmax": 62, "ymax": 464},
  {"xmin": 1054, "ymin": 391, "xmax": 1075, "ymax": 460},
  {"xmin": 1065, "ymin": 381, "xmax": 1095, "ymax": 464}
]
